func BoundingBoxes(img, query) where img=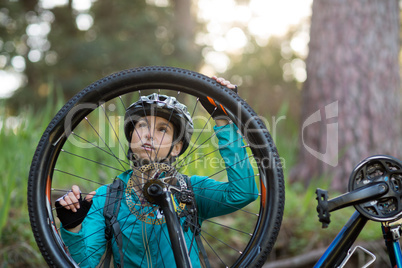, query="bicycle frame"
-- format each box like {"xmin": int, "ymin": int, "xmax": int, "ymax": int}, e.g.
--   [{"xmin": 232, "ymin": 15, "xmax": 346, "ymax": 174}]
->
[
  {"xmin": 147, "ymin": 183, "xmax": 193, "ymax": 268},
  {"xmin": 382, "ymin": 223, "xmax": 402, "ymax": 267},
  {"xmin": 314, "ymin": 211, "xmax": 402, "ymax": 267},
  {"xmin": 314, "ymin": 155, "xmax": 402, "ymax": 267}
]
